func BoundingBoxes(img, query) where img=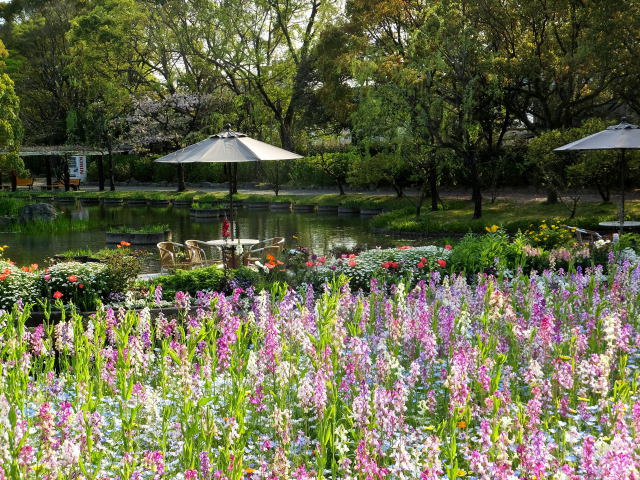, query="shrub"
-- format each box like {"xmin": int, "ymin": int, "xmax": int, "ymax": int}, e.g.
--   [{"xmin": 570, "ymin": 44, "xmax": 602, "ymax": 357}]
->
[
  {"xmin": 141, "ymin": 266, "xmax": 265, "ymax": 298},
  {"xmin": 42, "ymin": 262, "xmax": 110, "ymax": 311},
  {"xmin": 448, "ymin": 231, "xmax": 521, "ymax": 275},
  {"xmin": 308, "ymin": 245, "xmax": 451, "ymax": 291},
  {"xmin": 0, "ymin": 261, "xmax": 40, "ymax": 309}
]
